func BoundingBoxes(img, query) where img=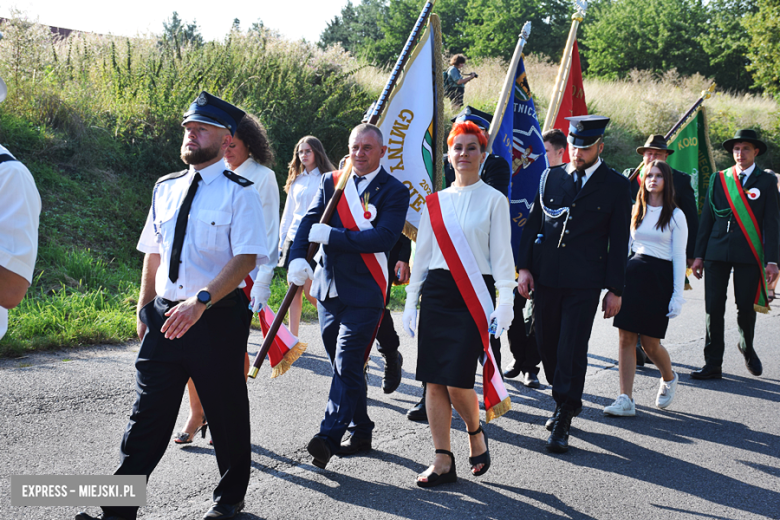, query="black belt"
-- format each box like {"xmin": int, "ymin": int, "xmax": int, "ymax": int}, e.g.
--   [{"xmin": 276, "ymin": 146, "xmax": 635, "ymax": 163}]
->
[{"xmin": 160, "ymin": 289, "xmax": 243, "ymax": 309}]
